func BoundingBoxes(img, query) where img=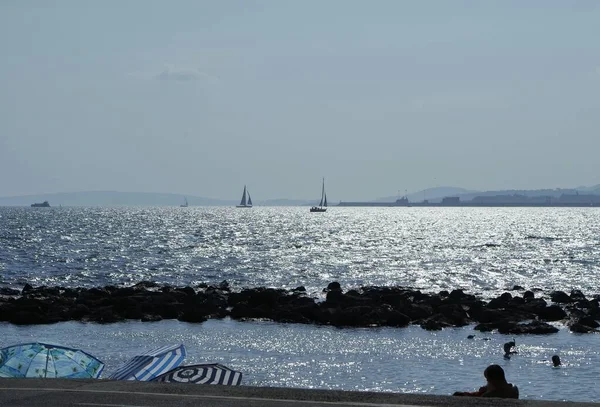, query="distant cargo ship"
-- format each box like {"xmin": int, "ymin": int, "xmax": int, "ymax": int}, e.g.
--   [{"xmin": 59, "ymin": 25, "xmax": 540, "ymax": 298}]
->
[{"xmin": 31, "ymin": 201, "xmax": 50, "ymax": 207}]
